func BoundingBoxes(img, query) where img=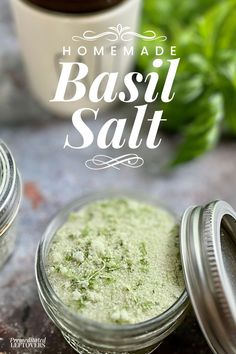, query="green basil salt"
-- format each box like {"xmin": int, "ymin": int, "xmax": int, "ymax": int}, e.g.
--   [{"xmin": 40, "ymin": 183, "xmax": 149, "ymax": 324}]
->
[{"xmin": 47, "ymin": 198, "xmax": 184, "ymax": 324}]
